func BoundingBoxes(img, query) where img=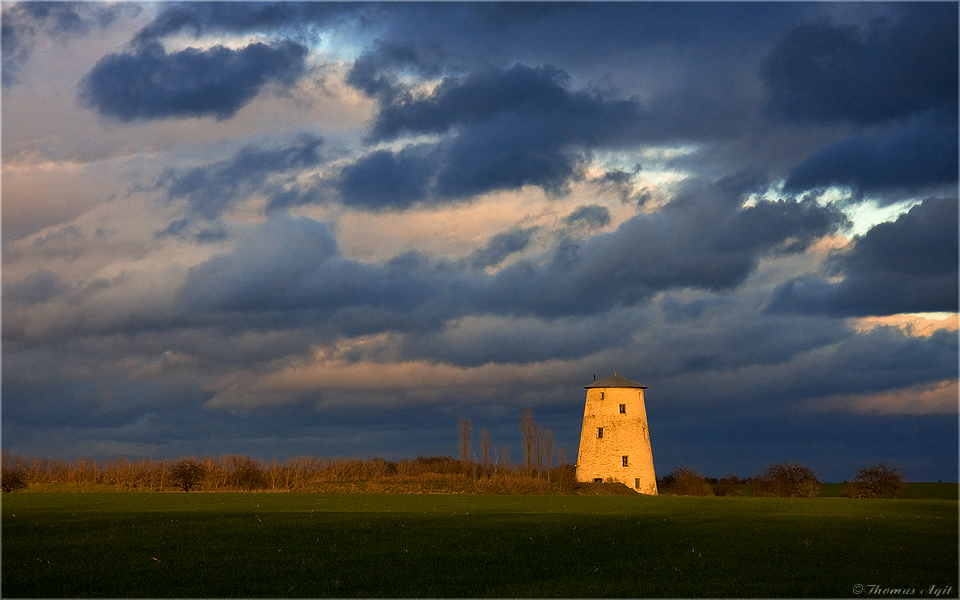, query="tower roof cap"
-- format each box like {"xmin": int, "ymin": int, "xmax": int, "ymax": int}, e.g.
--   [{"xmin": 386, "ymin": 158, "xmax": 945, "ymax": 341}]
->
[{"xmin": 585, "ymin": 371, "xmax": 647, "ymax": 389}]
